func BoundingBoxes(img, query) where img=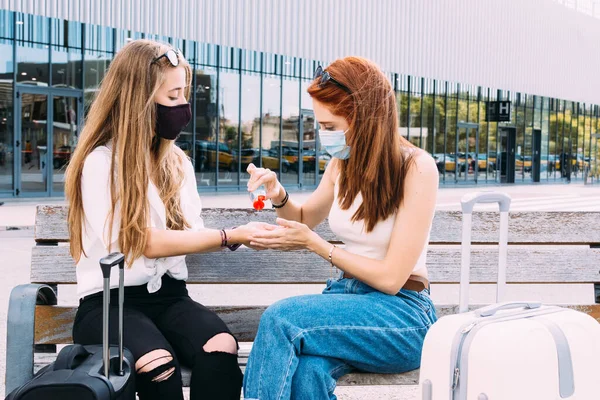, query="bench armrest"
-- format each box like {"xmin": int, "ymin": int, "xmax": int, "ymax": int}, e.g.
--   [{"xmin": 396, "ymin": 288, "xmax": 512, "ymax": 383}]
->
[{"xmin": 5, "ymin": 284, "xmax": 57, "ymax": 394}]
